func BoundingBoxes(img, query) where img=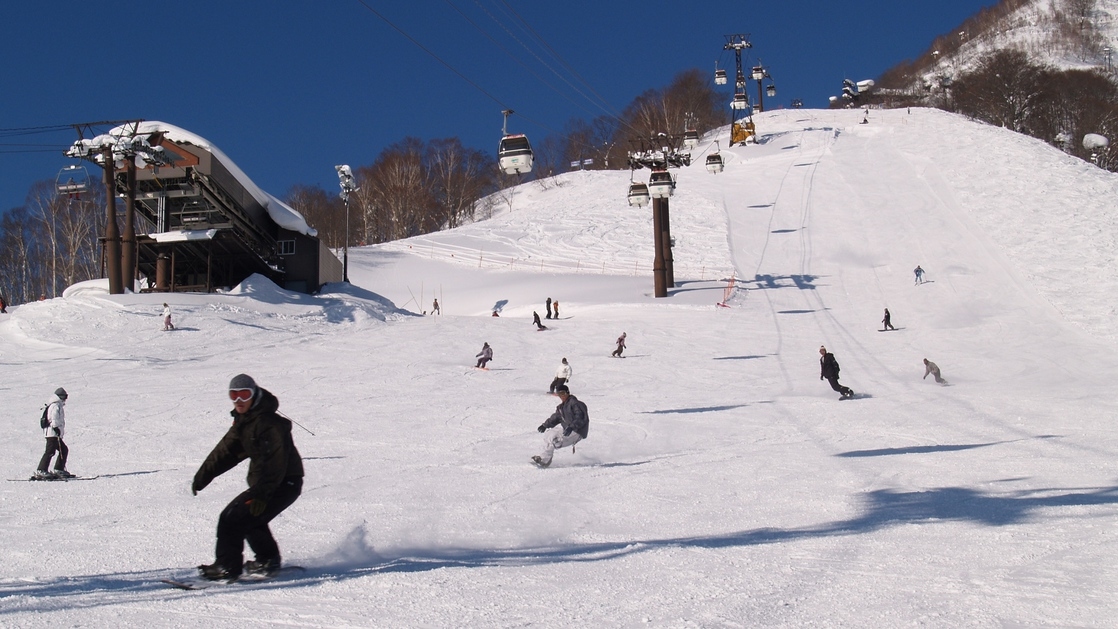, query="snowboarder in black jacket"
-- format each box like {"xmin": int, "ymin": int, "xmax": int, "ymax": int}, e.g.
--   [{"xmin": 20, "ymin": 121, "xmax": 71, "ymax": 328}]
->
[
  {"xmin": 193, "ymin": 374, "xmax": 304, "ymax": 581},
  {"xmin": 819, "ymin": 346, "xmax": 854, "ymax": 399},
  {"xmin": 532, "ymin": 384, "xmax": 588, "ymax": 468}
]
